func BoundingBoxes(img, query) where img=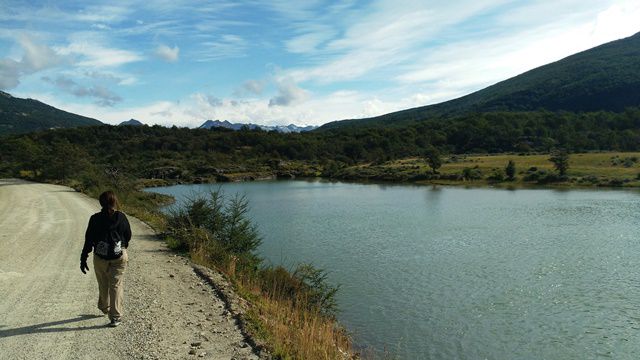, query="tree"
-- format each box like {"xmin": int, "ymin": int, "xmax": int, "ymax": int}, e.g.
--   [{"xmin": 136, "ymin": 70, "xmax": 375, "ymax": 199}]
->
[
  {"xmin": 44, "ymin": 139, "xmax": 90, "ymax": 181},
  {"xmin": 424, "ymin": 146, "xmax": 442, "ymax": 174},
  {"xmin": 505, "ymin": 160, "xmax": 516, "ymax": 181},
  {"xmin": 549, "ymin": 148, "xmax": 570, "ymax": 177}
]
